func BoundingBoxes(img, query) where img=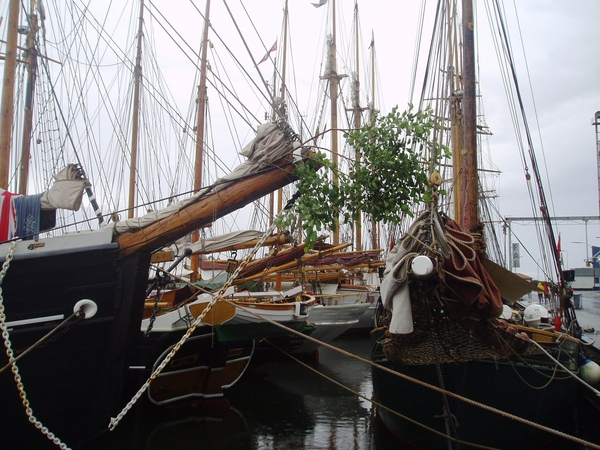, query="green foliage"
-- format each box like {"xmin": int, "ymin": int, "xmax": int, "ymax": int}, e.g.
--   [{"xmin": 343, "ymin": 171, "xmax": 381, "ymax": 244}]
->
[{"xmin": 277, "ymin": 105, "xmax": 448, "ymax": 250}]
